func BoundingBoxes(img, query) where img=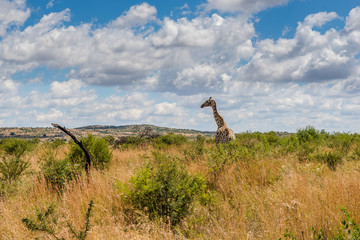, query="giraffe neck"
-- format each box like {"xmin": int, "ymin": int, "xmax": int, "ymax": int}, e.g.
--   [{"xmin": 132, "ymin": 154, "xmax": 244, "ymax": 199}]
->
[{"xmin": 211, "ymin": 102, "xmax": 225, "ymax": 128}]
